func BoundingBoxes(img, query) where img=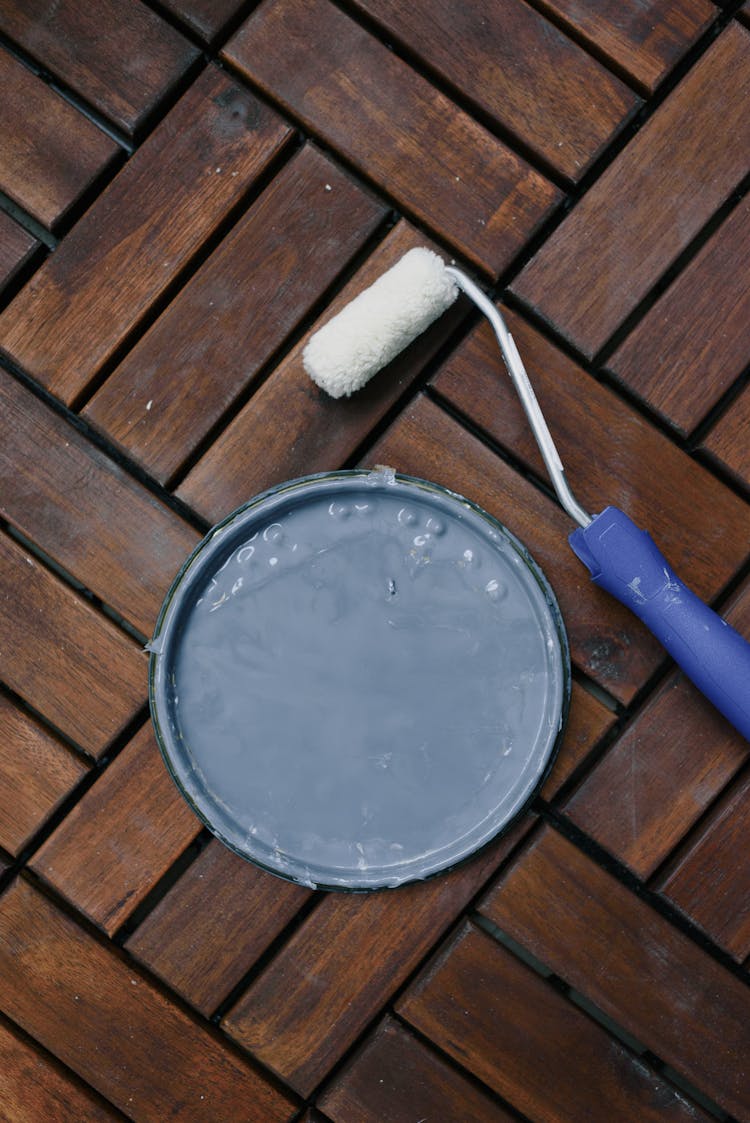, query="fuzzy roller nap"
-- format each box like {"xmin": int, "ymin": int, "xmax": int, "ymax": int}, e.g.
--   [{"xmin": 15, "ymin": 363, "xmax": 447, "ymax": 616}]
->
[
  {"xmin": 302, "ymin": 245, "xmax": 750, "ymax": 743},
  {"xmin": 302, "ymin": 247, "xmax": 458, "ymax": 398}
]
